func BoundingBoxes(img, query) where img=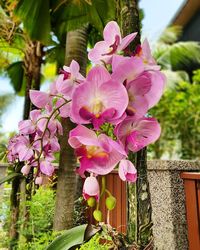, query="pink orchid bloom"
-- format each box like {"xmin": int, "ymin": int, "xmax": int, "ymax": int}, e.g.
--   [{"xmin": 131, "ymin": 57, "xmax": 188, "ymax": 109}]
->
[
  {"xmin": 15, "ymin": 136, "xmax": 34, "ymax": 161},
  {"xmin": 112, "ymin": 55, "xmax": 144, "ymax": 83},
  {"xmin": 55, "ymin": 98, "xmax": 71, "ymax": 118},
  {"xmin": 83, "ymin": 176, "xmax": 100, "ymax": 201},
  {"xmin": 134, "ymin": 39, "xmax": 160, "ymax": 70},
  {"xmin": 40, "ymin": 159, "xmax": 54, "ymax": 176},
  {"xmin": 118, "ymin": 159, "xmax": 137, "ymax": 182},
  {"xmin": 29, "ymin": 90, "xmax": 50, "ymax": 109},
  {"xmin": 21, "ymin": 164, "xmax": 31, "ymax": 175},
  {"xmin": 68, "ymin": 125, "xmax": 126, "ymax": 176},
  {"xmin": 115, "ymin": 116, "xmax": 161, "ymax": 153},
  {"xmin": 70, "ymin": 66, "xmax": 128, "ymax": 129},
  {"xmin": 112, "ymin": 55, "xmax": 165, "ymax": 114},
  {"xmin": 7, "ymin": 135, "xmax": 24, "ymax": 162},
  {"xmin": 18, "ymin": 110, "xmax": 41, "ymax": 135},
  {"xmin": 125, "ymin": 70, "xmax": 165, "ymax": 116},
  {"xmin": 36, "ymin": 114, "xmax": 63, "ymax": 136},
  {"xmin": 33, "ymin": 135, "xmax": 60, "ymax": 155},
  {"xmin": 35, "ymin": 176, "xmax": 43, "ymax": 185},
  {"xmin": 88, "ymin": 21, "xmax": 137, "ymax": 64},
  {"xmin": 56, "ymin": 60, "xmax": 85, "ymax": 99}
]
